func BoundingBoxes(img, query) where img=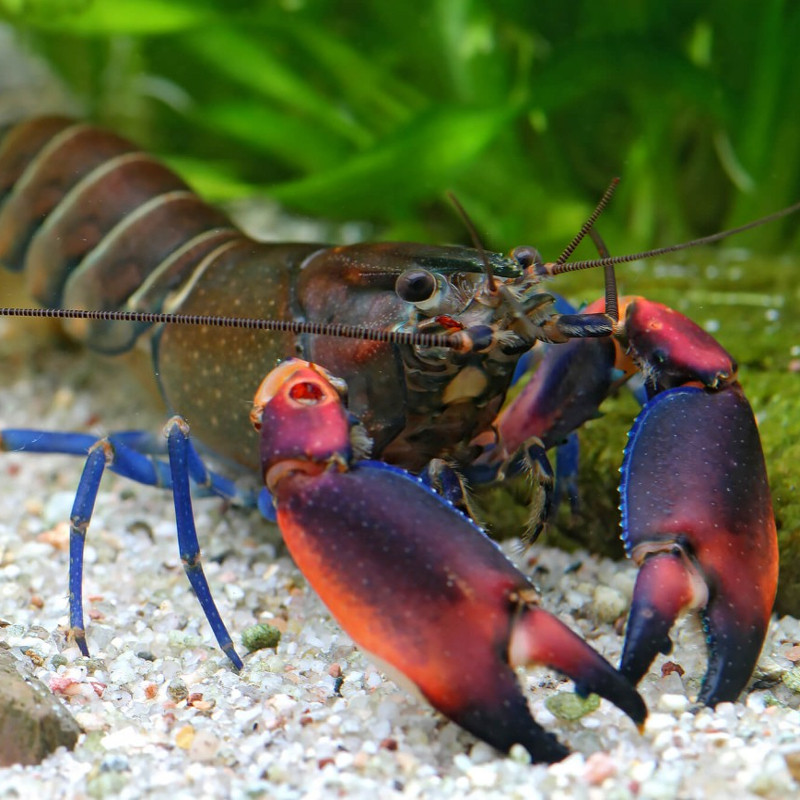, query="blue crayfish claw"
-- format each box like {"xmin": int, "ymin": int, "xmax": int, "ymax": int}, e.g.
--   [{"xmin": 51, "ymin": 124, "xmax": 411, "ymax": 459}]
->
[
  {"xmin": 254, "ymin": 361, "xmax": 646, "ymax": 763},
  {"xmin": 619, "ymin": 382, "xmax": 778, "ymax": 705}
]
